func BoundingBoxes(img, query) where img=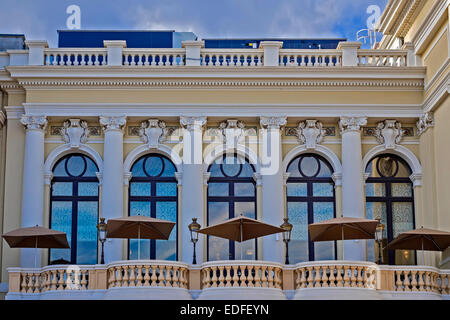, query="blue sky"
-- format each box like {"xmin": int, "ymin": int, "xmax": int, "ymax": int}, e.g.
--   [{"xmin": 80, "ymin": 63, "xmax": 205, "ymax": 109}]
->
[{"xmin": 0, "ymin": 0, "xmax": 389, "ymax": 47}]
